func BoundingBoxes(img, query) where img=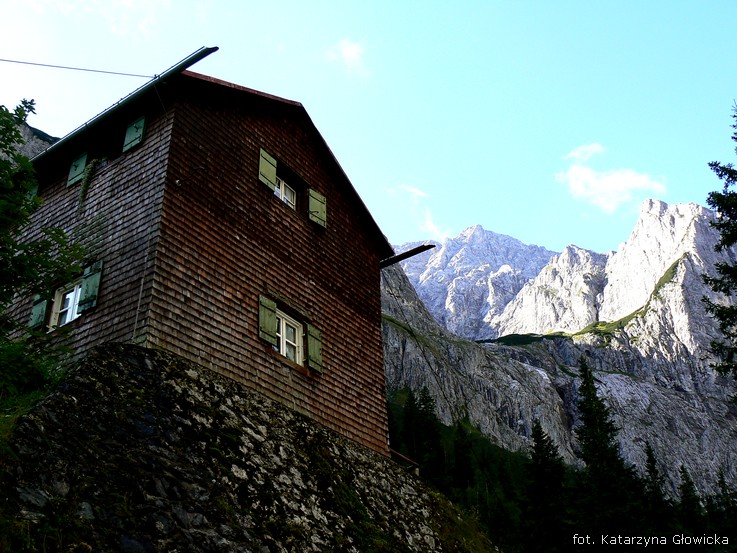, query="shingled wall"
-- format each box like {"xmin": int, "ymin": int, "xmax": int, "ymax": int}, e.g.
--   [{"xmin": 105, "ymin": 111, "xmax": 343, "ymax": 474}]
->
[{"xmin": 148, "ymin": 84, "xmax": 390, "ymax": 454}]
